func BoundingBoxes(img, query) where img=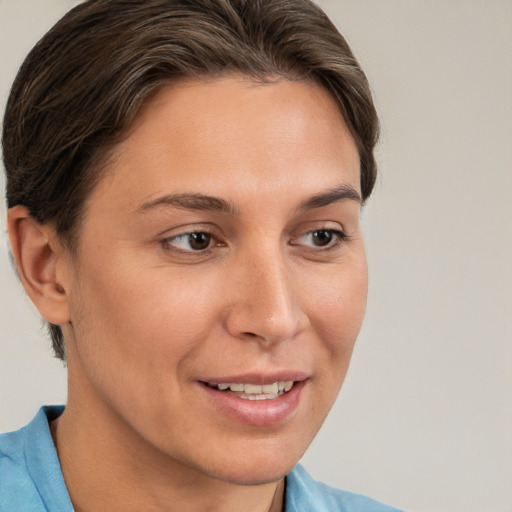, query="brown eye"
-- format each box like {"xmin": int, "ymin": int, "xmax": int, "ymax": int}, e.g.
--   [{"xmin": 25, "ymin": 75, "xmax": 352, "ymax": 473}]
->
[
  {"xmin": 311, "ymin": 230, "xmax": 333, "ymax": 246},
  {"xmin": 290, "ymin": 228, "xmax": 347, "ymax": 250},
  {"xmin": 187, "ymin": 232, "xmax": 211, "ymax": 250},
  {"xmin": 165, "ymin": 232, "xmax": 213, "ymax": 252}
]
